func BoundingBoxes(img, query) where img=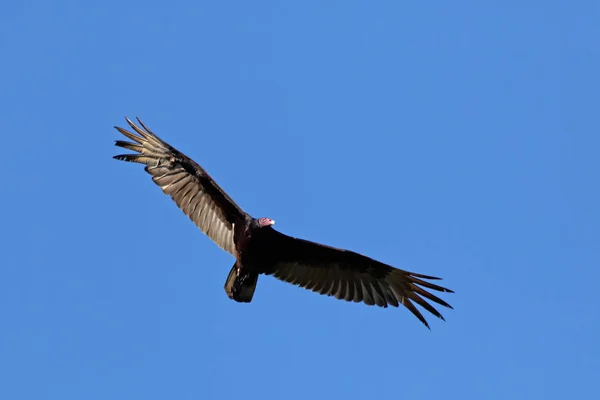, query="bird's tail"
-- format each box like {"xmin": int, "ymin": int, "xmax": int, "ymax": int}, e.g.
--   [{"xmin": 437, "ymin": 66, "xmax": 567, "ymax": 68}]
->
[{"xmin": 224, "ymin": 264, "xmax": 259, "ymax": 303}]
